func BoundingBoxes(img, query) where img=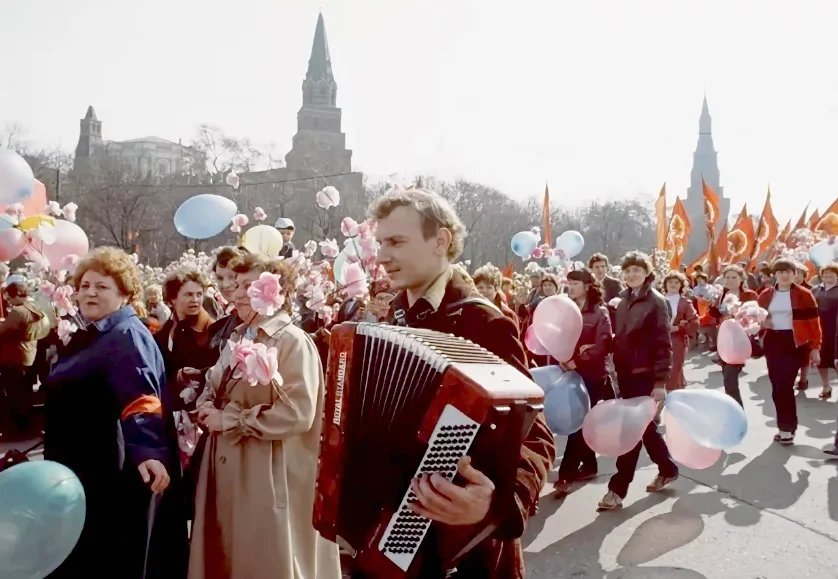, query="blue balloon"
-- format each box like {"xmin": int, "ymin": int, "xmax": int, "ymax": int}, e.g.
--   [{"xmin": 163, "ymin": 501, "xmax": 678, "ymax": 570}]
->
[
  {"xmin": 0, "ymin": 461, "xmax": 86, "ymax": 578},
  {"xmin": 510, "ymin": 231, "xmax": 539, "ymax": 258},
  {"xmin": 530, "ymin": 365, "xmax": 565, "ymax": 395},
  {"xmin": 664, "ymin": 389, "xmax": 748, "ymax": 449},
  {"xmin": 544, "ymin": 371, "xmax": 591, "ymax": 435},
  {"xmin": 174, "ymin": 194, "xmax": 237, "ymax": 239}
]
